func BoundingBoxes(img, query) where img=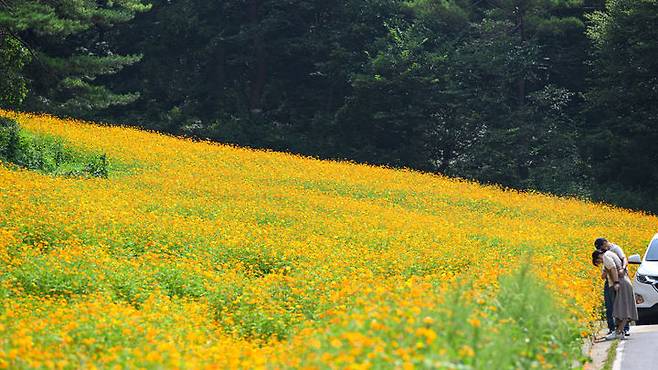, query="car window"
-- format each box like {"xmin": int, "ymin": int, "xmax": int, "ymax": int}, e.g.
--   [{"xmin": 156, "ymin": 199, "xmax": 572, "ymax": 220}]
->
[{"xmin": 647, "ymin": 239, "xmax": 658, "ymax": 261}]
